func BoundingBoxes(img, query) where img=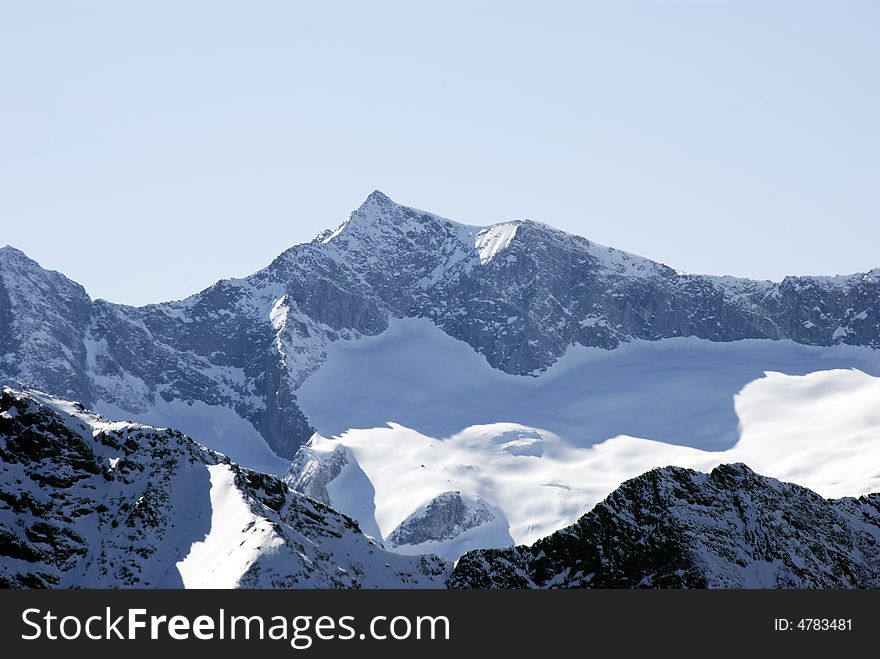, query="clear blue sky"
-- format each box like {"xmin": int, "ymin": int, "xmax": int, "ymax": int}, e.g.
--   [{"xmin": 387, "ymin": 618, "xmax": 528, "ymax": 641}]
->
[{"xmin": 1, "ymin": 1, "xmax": 877, "ymax": 305}]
